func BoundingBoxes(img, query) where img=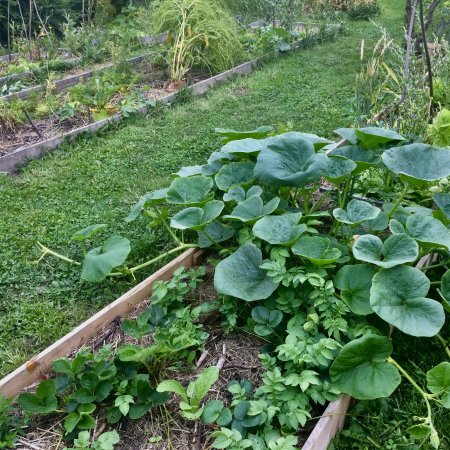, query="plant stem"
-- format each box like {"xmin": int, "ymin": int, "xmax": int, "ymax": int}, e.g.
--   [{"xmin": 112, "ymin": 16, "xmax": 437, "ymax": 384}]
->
[
  {"xmin": 436, "ymin": 334, "xmax": 450, "ymax": 359},
  {"xmin": 340, "ymin": 176, "xmax": 353, "ymax": 208},
  {"xmin": 36, "ymin": 242, "xmax": 81, "ymax": 266},
  {"xmin": 387, "ymin": 357, "xmax": 432, "ymax": 422},
  {"xmin": 420, "ymin": 260, "xmax": 449, "ymax": 271},
  {"xmin": 310, "ymin": 191, "xmax": 330, "ymax": 213},
  {"xmin": 123, "ymin": 243, "xmax": 197, "ymax": 276},
  {"xmin": 152, "ymin": 206, "xmax": 181, "ymax": 245},
  {"xmin": 387, "ymin": 184, "xmax": 409, "ymax": 220},
  {"xmin": 302, "ymin": 189, "xmax": 309, "ymax": 214}
]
